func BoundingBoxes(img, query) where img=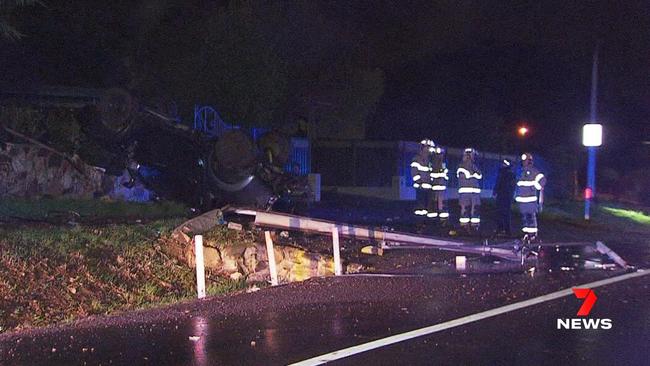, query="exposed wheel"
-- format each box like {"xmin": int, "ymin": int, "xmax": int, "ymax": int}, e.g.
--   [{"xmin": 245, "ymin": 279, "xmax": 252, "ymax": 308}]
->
[{"xmin": 98, "ymin": 88, "xmax": 136, "ymax": 133}]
